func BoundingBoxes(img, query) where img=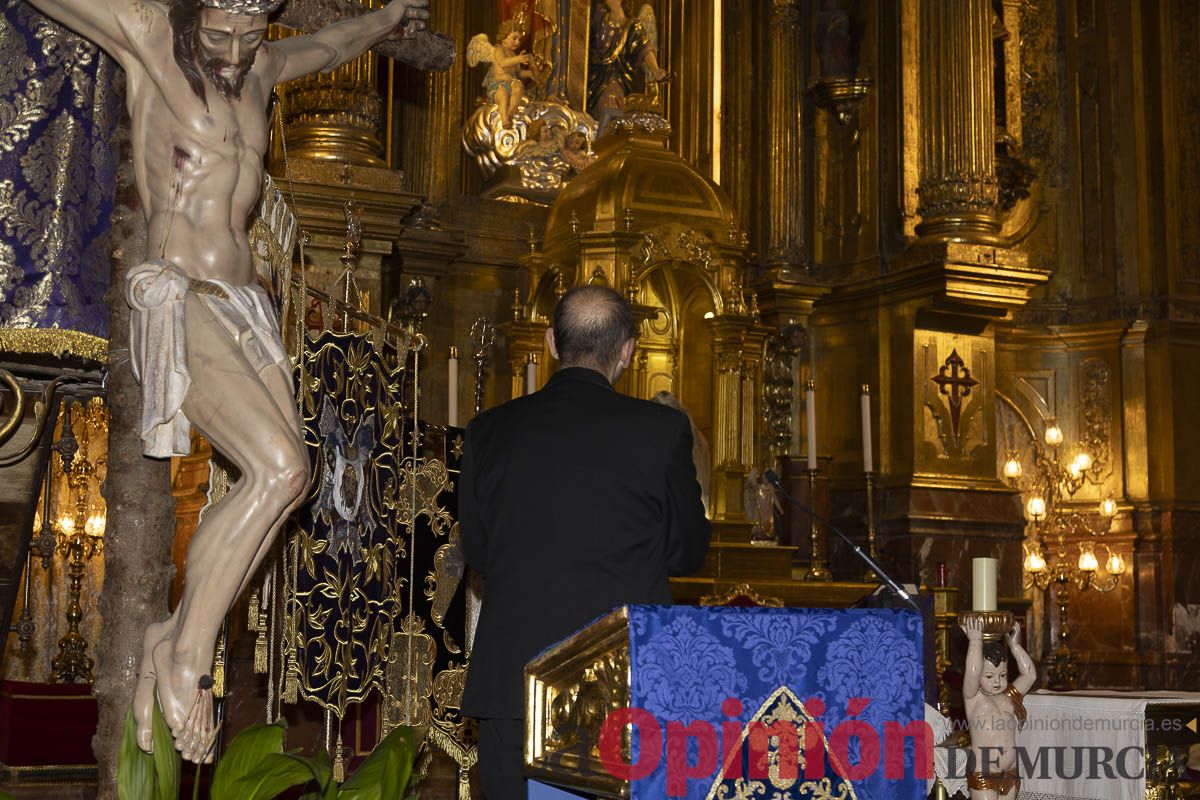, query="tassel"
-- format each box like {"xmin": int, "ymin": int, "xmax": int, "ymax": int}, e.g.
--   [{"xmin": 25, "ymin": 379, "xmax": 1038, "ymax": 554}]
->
[
  {"xmin": 211, "ymin": 636, "xmax": 226, "ymax": 699},
  {"xmin": 458, "ymin": 764, "xmax": 471, "ymax": 800},
  {"xmin": 247, "ymin": 586, "xmax": 260, "ymax": 631},
  {"xmin": 283, "ymin": 661, "xmax": 299, "ymax": 704},
  {"xmin": 333, "ymin": 732, "xmax": 346, "ymax": 783}
]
